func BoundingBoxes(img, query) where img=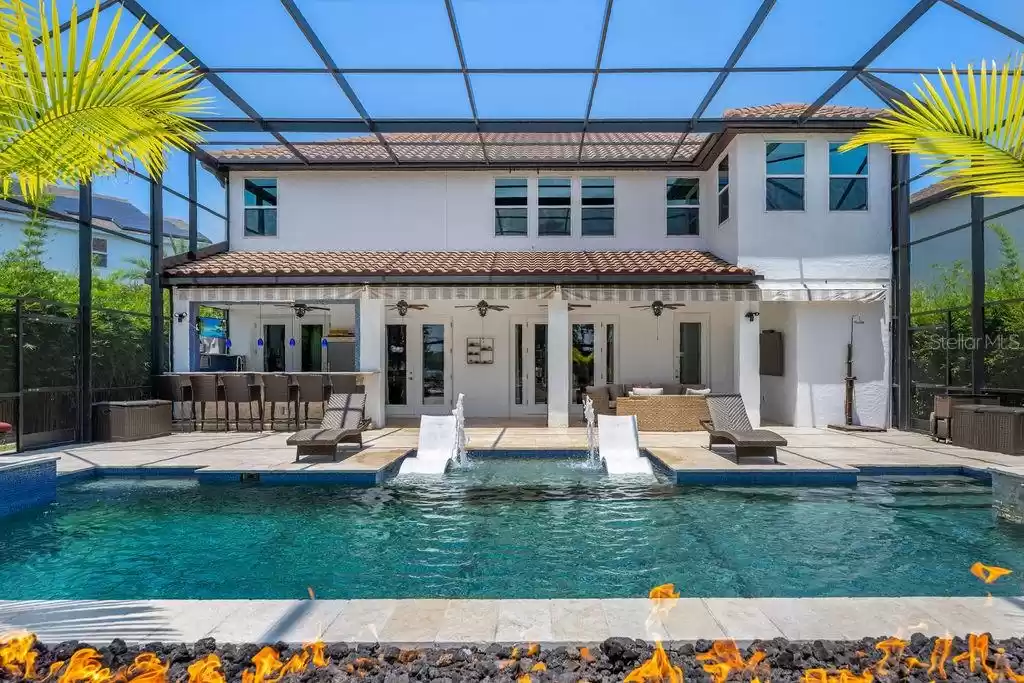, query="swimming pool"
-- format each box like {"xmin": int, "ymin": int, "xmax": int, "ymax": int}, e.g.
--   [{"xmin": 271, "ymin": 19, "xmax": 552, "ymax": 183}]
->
[{"xmin": 0, "ymin": 460, "xmax": 1020, "ymax": 600}]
